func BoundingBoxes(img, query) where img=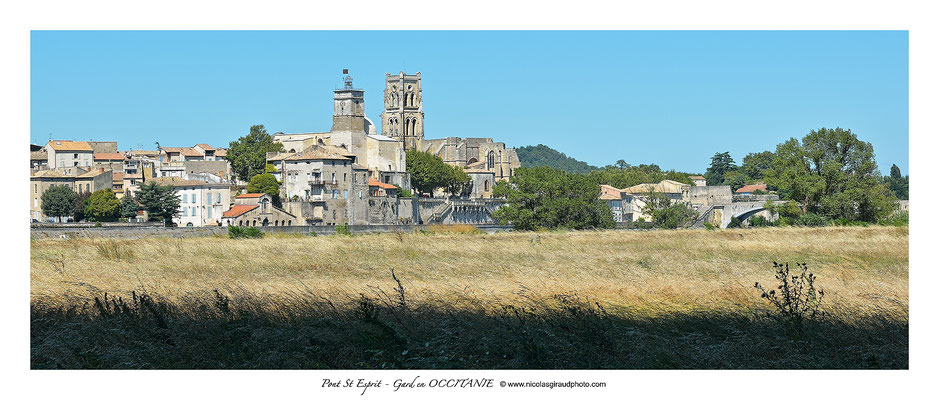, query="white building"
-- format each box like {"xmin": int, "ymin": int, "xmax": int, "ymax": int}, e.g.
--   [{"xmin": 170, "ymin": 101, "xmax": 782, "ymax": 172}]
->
[
  {"xmin": 151, "ymin": 177, "xmax": 231, "ymax": 227},
  {"xmin": 45, "ymin": 140, "xmax": 94, "ymax": 169}
]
